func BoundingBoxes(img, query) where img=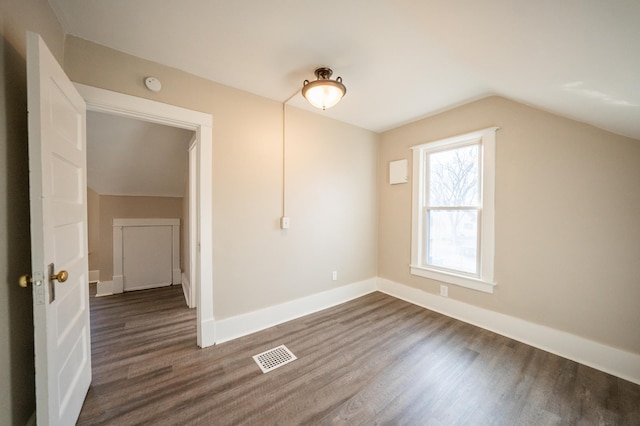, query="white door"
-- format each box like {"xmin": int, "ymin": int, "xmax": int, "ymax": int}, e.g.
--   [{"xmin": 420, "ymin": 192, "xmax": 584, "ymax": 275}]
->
[{"xmin": 27, "ymin": 32, "xmax": 91, "ymax": 426}]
